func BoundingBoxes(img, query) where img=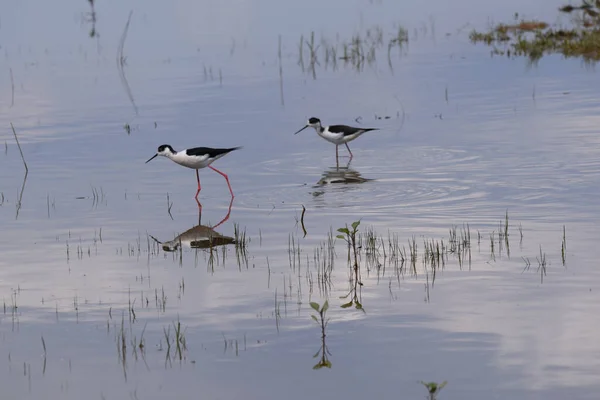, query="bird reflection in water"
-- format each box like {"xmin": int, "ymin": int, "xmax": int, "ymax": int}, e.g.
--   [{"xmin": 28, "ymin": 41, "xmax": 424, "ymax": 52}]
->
[
  {"xmin": 314, "ymin": 160, "xmax": 372, "ymax": 188},
  {"xmin": 150, "ymin": 198, "xmax": 235, "ymax": 252}
]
